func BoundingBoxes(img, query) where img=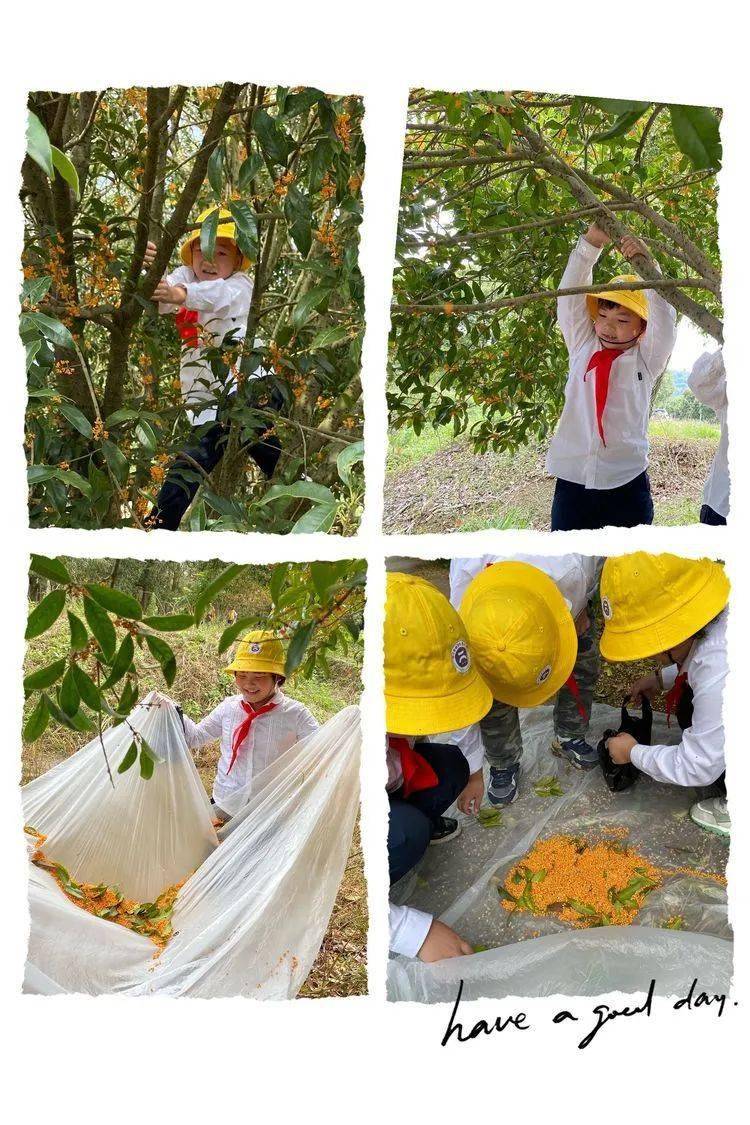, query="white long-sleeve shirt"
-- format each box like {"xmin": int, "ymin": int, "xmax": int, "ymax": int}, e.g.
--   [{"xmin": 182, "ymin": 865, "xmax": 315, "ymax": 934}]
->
[
  {"xmin": 546, "ymin": 236, "xmax": 677, "ymax": 489},
  {"xmin": 631, "ymin": 610, "xmax": 727, "ymax": 787},
  {"xmin": 182, "ymin": 690, "xmax": 320, "ymax": 816},
  {"xmin": 390, "ymin": 902, "xmax": 432, "ymax": 958},
  {"xmin": 687, "ymin": 350, "xmax": 729, "ymax": 519},
  {"xmin": 159, "ymin": 266, "xmax": 256, "ymax": 426},
  {"xmin": 449, "ymin": 553, "xmax": 601, "ymax": 619}
]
